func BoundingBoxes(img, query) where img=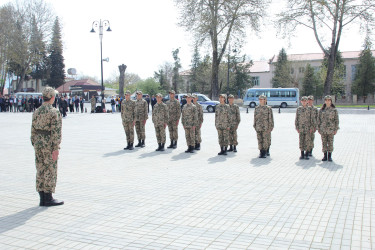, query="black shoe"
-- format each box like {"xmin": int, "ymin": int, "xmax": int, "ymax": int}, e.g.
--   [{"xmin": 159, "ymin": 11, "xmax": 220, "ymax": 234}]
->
[
  {"xmin": 300, "ymin": 151, "xmax": 305, "ymax": 160},
  {"xmin": 233, "ymin": 146, "xmax": 237, "ymax": 152},
  {"xmin": 185, "ymin": 147, "xmax": 191, "ymax": 153},
  {"xmin": 43, "ymin": 193, "xmax": 64, "ymax": 206},
  {"xmin": 189, "ymin": 145, "xmax": 194, "ymax": 153},
  {"xmin": 308, "ymin": 150, "xmax": 313, "ymax": 157},
  {"xmin": 223, "ymin": 146, "xmax": 227, "ymax": 155},
  {"xmin": 39, "ymin": 191, "xmax": 45, "ymax": 206},
  {"xmin": 135, "ymin": 140, "xmax": 142, "ymax": 147},
  {"xmin": 218, "ymin": 147, "xmax": 225, "ymax": 155},
  {"xmin": 128, "ymin": 143, "xmax": 134, "ymax": 150},
  {"xmin": 156, "ymin": 143, "xmax": 161, "ymax": 151},
  {"xmin": 160, "ymin": 143, "xmax": 165, "ymax": 151},
  {"xmin": 167, "ymin": 140, "xmax": 174, "ymax": 149},
  {"xmin": 258, "ymin": 150, "xmax": 263, "ymax": 158},
  {"xmin": 195, "ymin": 143, "xmax": 200, "ymax": 150},
  {"xmin": 124, "ymin": 142, "xmax": 130, "ymax": 150},
  {"xmin": 228, "ymin": 145, "xmax": 233, "ymax": 152},
  {"xmin": 173, "ymin": 141, "xmax": 177, "ymax": 149},
  {"xmin": 259, "ymin": 150, "xmax": 266, "ymax": 158},
  {"xmin": 266, "ymin": 148, "xmax": 270, "ymax": 156},
  {"xmin": 141, "ymin": 140, "xmax": 145, "ymax": 148},
  {"xmin": 328, "ymin": 152, "xmax": 332, "ymax": 162},
  {"xmin": 304, "ymin": 151, "xmax": 309, "ymax": 160},
  {"xmin": 322, "ymin": 152, "xmax": 328, "ymax": 161}
]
